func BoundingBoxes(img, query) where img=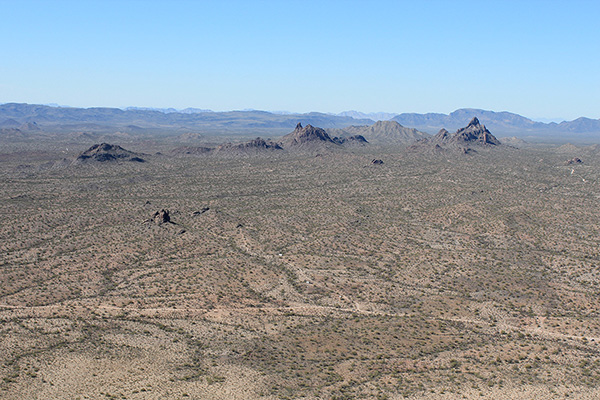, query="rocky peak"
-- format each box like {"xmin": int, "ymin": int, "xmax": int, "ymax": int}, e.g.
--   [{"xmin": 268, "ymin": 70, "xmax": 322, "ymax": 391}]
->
[
  {"xmin": 435, "ymin": 128, "xmax": 450, "ymax": 140},
  {"xmin": 467, "ymin": 117, "xmax": 481, "ymax": 127},
  {"xmin": 433, "ymin": 118, "xmax": 500, "ymax": 146},
  {"xmin": 280, "ymin": 123, "xmax": 335, "ymax": 147}
]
